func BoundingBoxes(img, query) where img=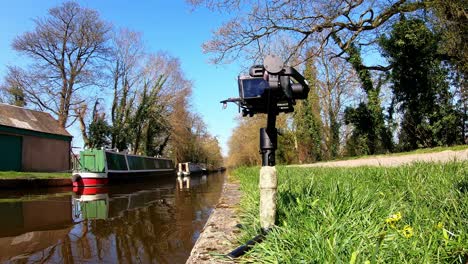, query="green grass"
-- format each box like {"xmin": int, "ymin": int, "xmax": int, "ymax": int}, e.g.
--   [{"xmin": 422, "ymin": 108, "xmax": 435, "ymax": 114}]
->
[
  {"xmin": 330, "ymin": 144, "xmax": 468, "ymax": 162},
  {"xmin": 0, "ymin": 171, "xmax": 70, "ymax": 179},
  {"xmin": 233, "ymin": 162, "xmax": 468, "ymax": 263},
  {"xmin": 400, "ymin": 145, "xmax": 468, "ymax": 154}
]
